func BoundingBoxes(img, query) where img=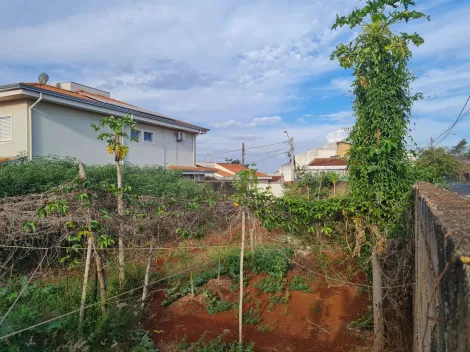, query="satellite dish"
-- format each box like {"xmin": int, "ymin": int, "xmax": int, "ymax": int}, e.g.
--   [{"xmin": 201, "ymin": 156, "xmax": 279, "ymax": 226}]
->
[{"xmin": 38, "ymin": 73, "xmax": 49, "ymax": 85}]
